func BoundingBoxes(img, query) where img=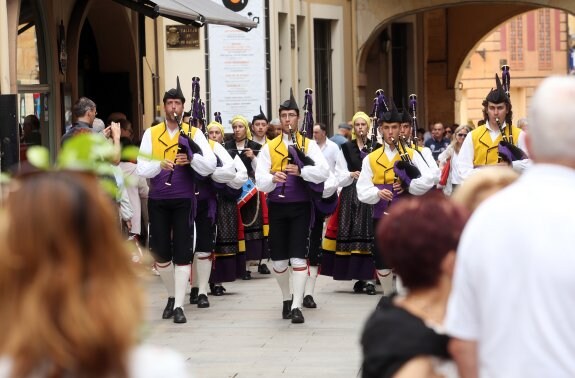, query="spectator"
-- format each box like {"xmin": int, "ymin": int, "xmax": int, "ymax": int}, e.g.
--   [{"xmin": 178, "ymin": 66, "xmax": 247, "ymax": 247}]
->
[
  {"xmin": 0, "ymin": 171, "xmax": 188, "ymax": 377},
  {"xmin": 517, "ymin": 117, "xmax": 528, "ymax": 131},
  {"xmin": 21, "ymin": 114, "xmax": 41, "ymax": 145},
  {"xmin": 438, "ymin": 124, "xmax": 472, "ymax": 194},
  {"xmin": 424, "ymin": 122, "xmax": 450, "ymax": 162},
  {"xmin": 266, "ymin": 118, "xmax": 282, "ymax": 139},
  {"xmin": 330, "ymin": 122, "xmax": 352, "ymax": 147},
  {"xmin": 451, "ymin": 166, "xmax": 518, "ymax": 212},
  {"xmin": 361, "ymin": 192, "xmax": 469, "ymax": 378},
  {"xmin": 446, "ymin": 76, "xmax": 575, "ymax": 377}
]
